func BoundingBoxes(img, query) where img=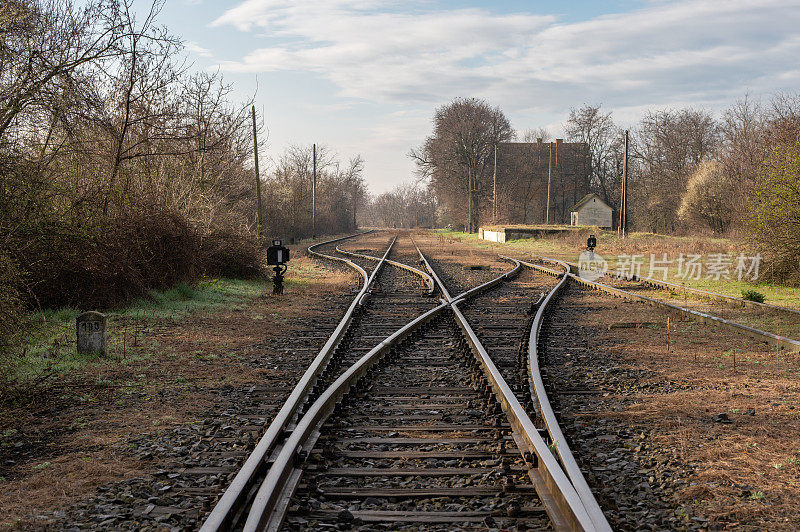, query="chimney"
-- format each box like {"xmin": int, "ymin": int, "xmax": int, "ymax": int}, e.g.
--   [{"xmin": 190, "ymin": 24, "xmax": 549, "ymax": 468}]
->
[{"xmin": 537, "ymin": 138, "xmax": 542, "ymax": 144}]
